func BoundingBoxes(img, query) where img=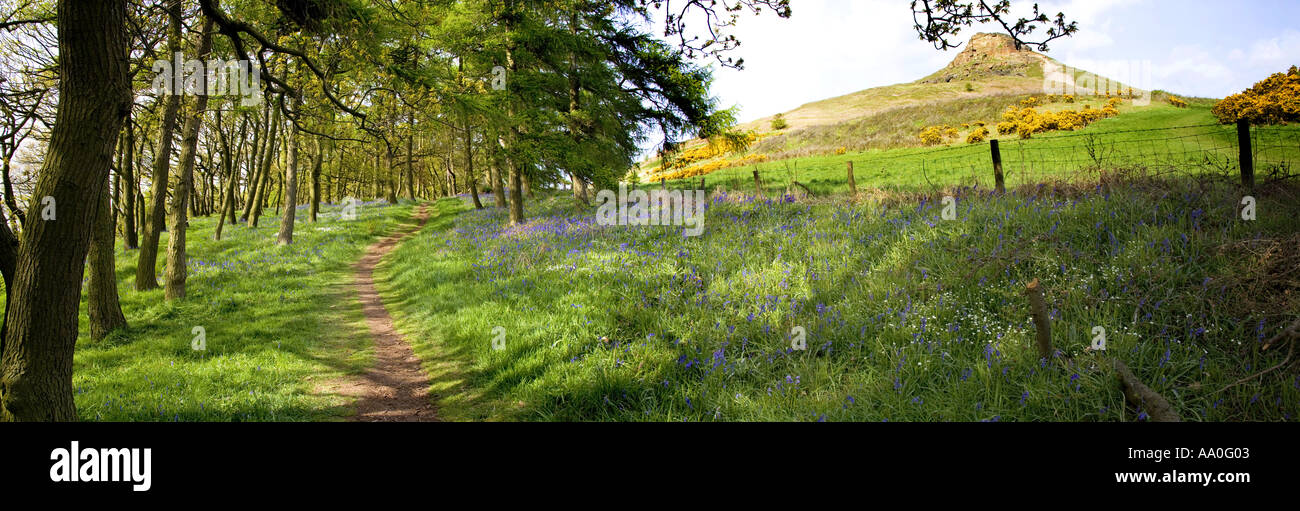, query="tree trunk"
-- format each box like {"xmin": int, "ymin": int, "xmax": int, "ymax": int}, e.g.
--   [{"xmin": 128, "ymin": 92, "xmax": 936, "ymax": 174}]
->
[
  {"xmin": 89, "ymin": 167, "xmax": 127, "ymax": 340},
  {"xmin": 491, "ymin": 139, "xmax": 506, "ymax": 208},
  {"xmin": 465, "ymin": 125, "xmax": 482, "ymax": 209},
  {"xmin": 164, "ymin": 17, "xmax": 214, "ymax": 300},
  {"xmin": 121, "ymin": 118, "xmax": 138, "ymax": 248},
  {"xmin": 405, "ymin": 111, "xmax": 416, "ymax": 200},
  {"xmin": 2, "ymin": 155, "xmax": 26, "ymax": 226},
  {"xmin": 276, "ymin": 94, "xmax": 302, "ymax": 245},
  {"xmin": 249, "ymin": 103, "xmax": 280, "ymax": 227},
  {"xmin": 385, "ymin": 147, "xmax": 397, "ymax": 204},
  {"xmin": 214, "ymin": 110, "xmax": 242, "ymax": 240},
  {"xmin": 1, "ymin": 0, "xmax": 131, "ymax": 421},
  {"xmin": 0, "ymin": 205, "xmax": 19, "ymax": 354},
  {"xmin": 241, "ymin": 105, "xmax": 267, "ymax": 222},
  {"xmin": 308, "ymin": 137, "xmax": 322, "ymax": 222},
  {"xmin": 135, "ymin": 0, "xmax": 184, "ymax": 291},
  {"xmin": 507, "ymin": 158, "xmax": 524, "ymax": 225}
]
